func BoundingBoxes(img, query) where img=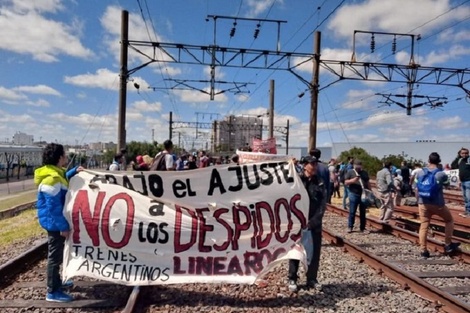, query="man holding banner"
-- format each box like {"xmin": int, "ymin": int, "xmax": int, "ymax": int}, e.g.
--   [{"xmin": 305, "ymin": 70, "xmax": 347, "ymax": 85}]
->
[{"xmin": 288, "ymin": 156, "xmax": 326, "ymax": 292}]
